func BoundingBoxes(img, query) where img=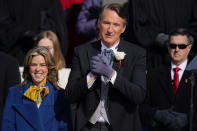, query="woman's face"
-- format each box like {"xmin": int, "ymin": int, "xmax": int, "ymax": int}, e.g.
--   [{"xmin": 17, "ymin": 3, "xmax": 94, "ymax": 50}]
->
[
  {"xmin": 29, "ymin": 55, "xmax": 48, "ymax": 87},
  {"xmin": 37, "ymin": 38, "xmax": 54, "ymax": 57}
]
